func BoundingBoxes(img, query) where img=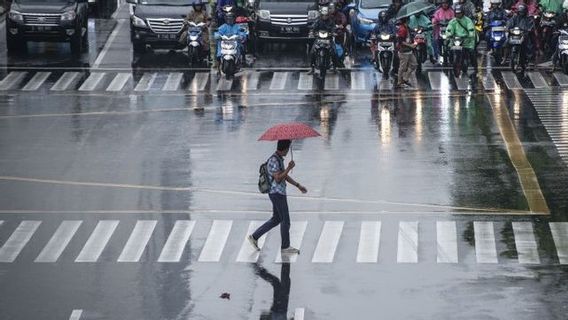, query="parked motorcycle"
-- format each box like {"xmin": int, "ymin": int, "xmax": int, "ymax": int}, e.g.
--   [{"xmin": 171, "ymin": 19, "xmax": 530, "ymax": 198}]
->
[
  {"xmin": 370, "ymin": 32, "xmax": 395, "ymax": 79},
  {"xmin": 508, "ymin": 27, "xmax": 527, "ymax": 73},
  {"xmin": 449, "ymin": 36, "xmax": 467, "ymax": 77},
  {"xmin": 219, "ymin": 34, "xmax": 243, "ymax": 79},
  {"xmin": 413, "ymin": 27, "xmax": 427, "ymax": 73},
  {"xmin": 540, "ymin": 11, "xmax": 557, "ymax": 57},
  {"xmin": 186, "ymin": 21, "xmax": 208, "ymax": 67},
  {"xmin": 556, "ymin": 29, "xmax": 568, "ymax": 74},
  {"xmin": 488, "ymin": 19, "xmax": 507, "ymax": 65}
]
